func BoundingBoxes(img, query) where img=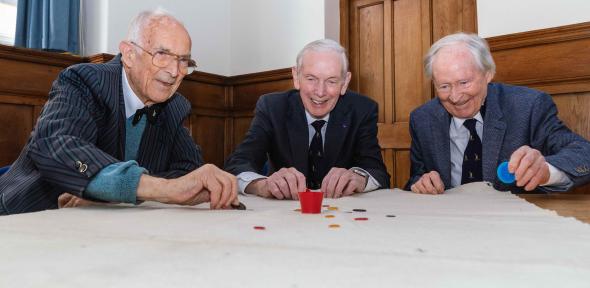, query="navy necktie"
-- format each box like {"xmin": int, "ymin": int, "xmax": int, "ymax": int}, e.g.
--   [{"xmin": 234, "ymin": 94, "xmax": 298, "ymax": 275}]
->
[
  {"xmin": 308, "ymin": 120, "xmax": 326, "ymax": 189},
  {"xmin": 461, "ymin": 119, "xmax": 483, "ymax": 184},
  {"xmin": 132, "ymin": 104, "xmax": 163, "ymax": 126}
]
